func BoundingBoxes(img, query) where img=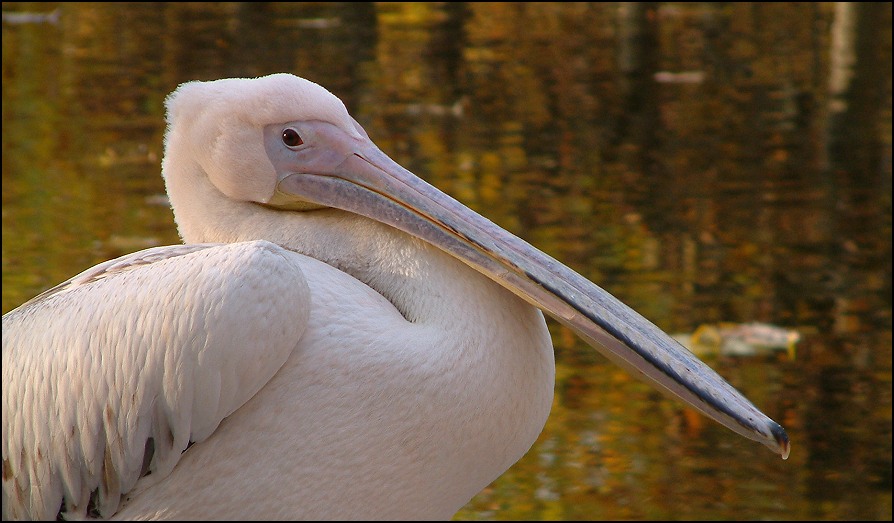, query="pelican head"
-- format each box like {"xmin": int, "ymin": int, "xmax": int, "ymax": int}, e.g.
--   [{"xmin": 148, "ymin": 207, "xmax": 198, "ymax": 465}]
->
[{"xmin": 162, "ymin": 73, "xmax": 789, "ymax": 459}]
